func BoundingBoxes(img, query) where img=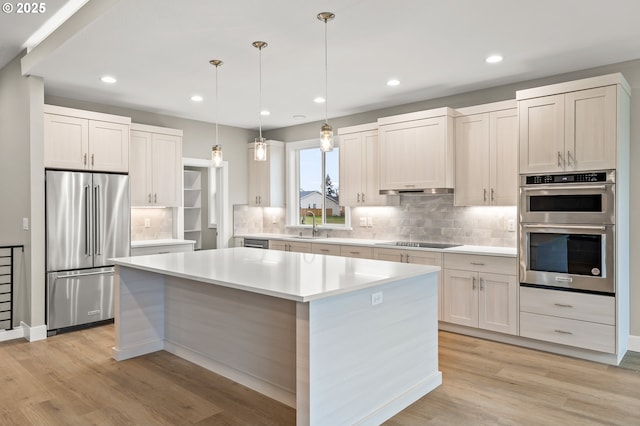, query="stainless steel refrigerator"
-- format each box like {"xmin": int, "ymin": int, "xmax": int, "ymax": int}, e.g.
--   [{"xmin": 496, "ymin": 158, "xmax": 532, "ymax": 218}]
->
[{"xmin": 45, "ymin": 170, "xmax": 130, "ymax": 333}]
